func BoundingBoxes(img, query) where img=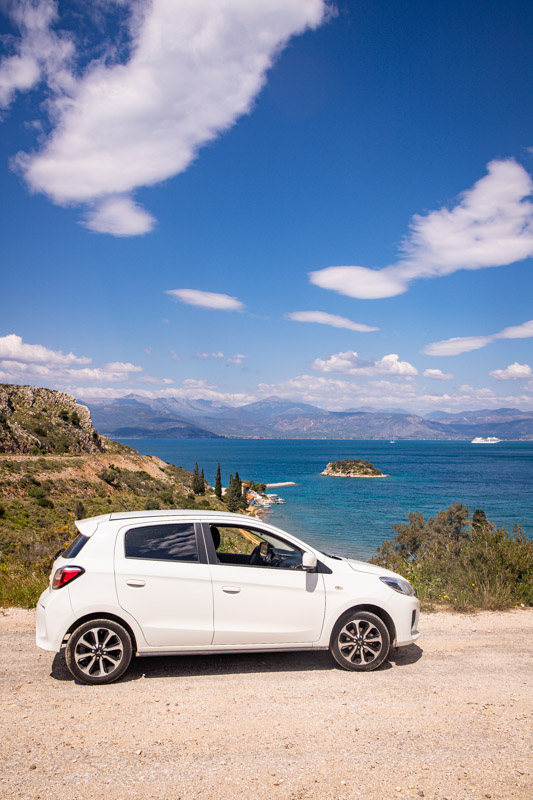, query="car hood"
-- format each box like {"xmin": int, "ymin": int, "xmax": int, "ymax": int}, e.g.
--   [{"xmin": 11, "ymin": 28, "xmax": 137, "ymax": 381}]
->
[
  {"xmin": 347, "ymin": 558, "xmax": 400, "ymax": 577},
  {"xmin": 330, "ymin": 556, "xmax": 402, "ymax": 579}
]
